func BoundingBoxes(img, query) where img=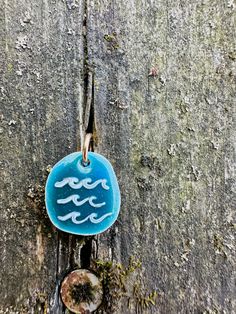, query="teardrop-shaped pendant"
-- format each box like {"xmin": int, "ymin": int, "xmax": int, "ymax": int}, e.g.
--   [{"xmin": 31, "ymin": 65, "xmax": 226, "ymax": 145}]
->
[{"xmin": 45, "ymin": 136, "xmax": 120, "ymax": 235}]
